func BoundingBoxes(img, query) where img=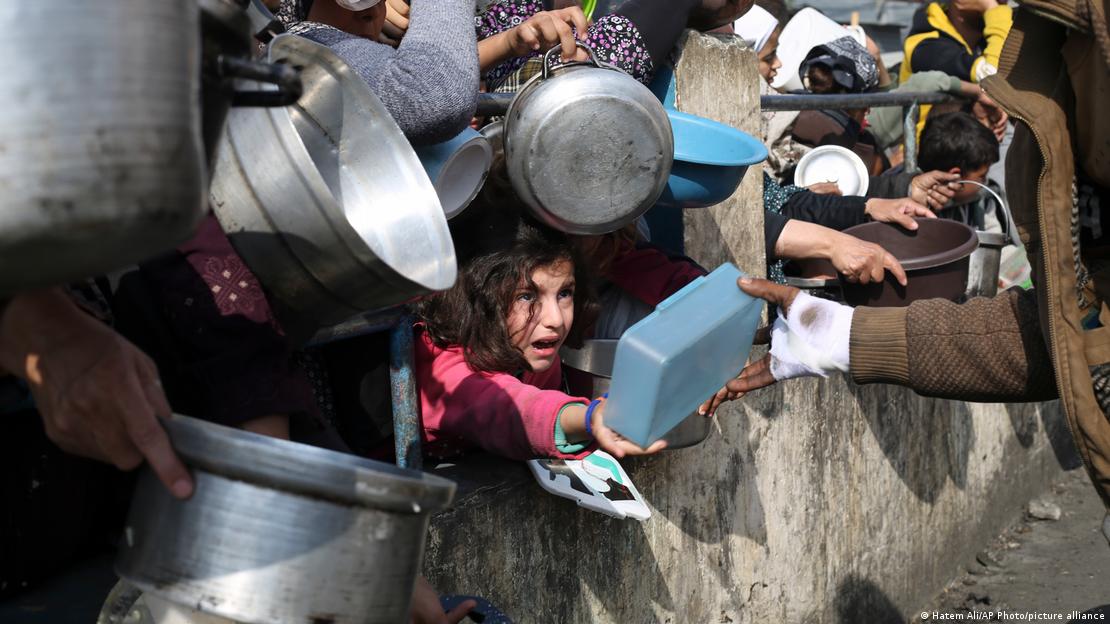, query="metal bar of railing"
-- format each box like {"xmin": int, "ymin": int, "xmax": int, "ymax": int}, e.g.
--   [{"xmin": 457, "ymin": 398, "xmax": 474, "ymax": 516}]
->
[
  {"xmin": 475, "ymin": 91, "xmax": 957, "ymax": 117},
  {"xmin": 389, "ymin": 315, "xmax": 423, "ymax": 470},
  {"xmin": 307, "ymin": 307, "xmax": 407, "ymax": 347},
  {"xmin": 758, "ymin": 91, "xmax": 955, "ymax": 111},
  {"xmin": 903, "ymin": 102, "xmax": 921, "ymax": 173}
]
